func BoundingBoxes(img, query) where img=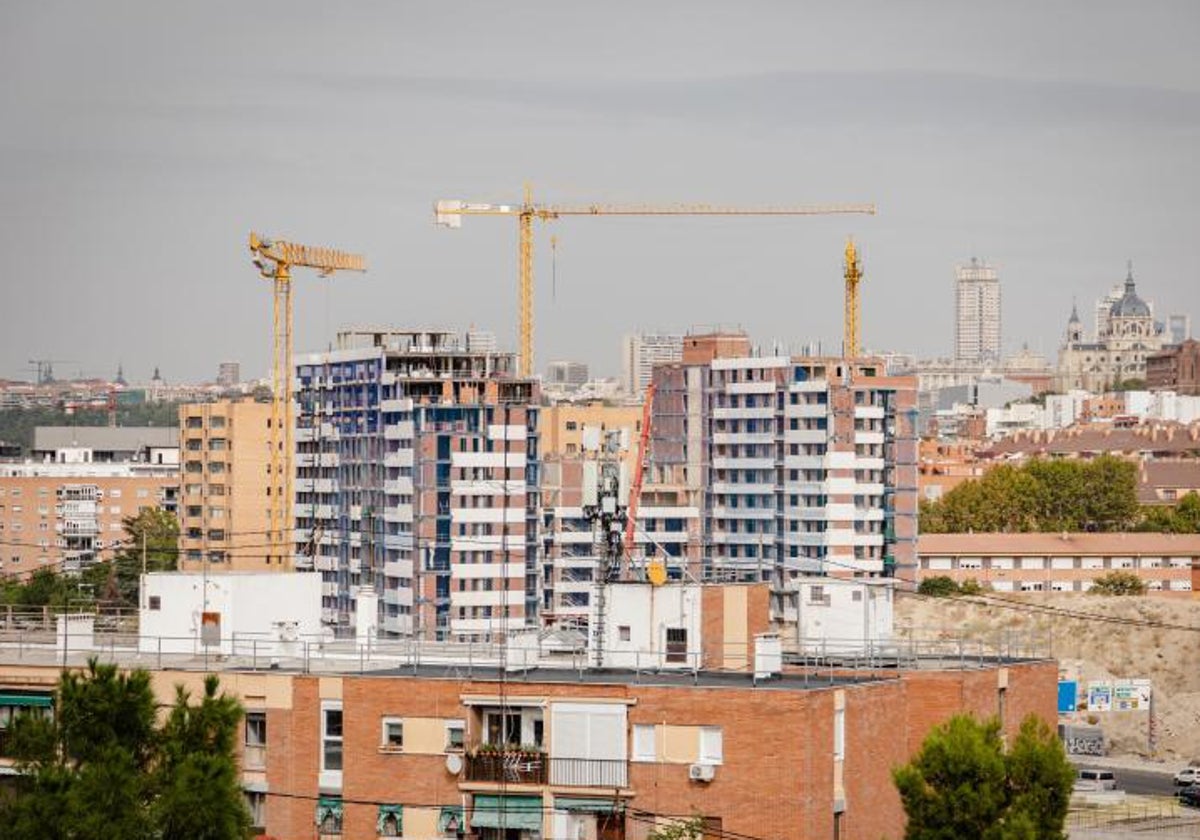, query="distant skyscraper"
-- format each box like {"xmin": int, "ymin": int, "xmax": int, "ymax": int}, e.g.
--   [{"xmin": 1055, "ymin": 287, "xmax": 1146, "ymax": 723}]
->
[
  {"xmin": 622, "ymin": 332, "xmax": 683, "ymax": 395},
  {"xmin": 1168, "ymin": 314, "xmax": 1191, "ymax": 345},
  {"xmin": 954, "ymin": 258, "xmax": 1001, "ymax": 365},
  {"xmin": 216, "ymin": 361, "xmax": 240, "ymax": 388},
  {"xmin": 545, "ymin": 360, "xmax": 589, "ymax": 389}
]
